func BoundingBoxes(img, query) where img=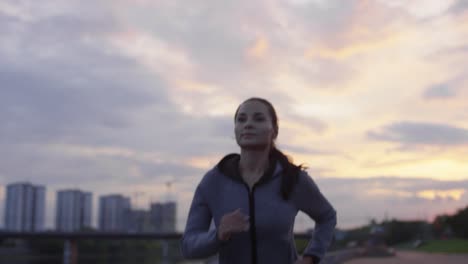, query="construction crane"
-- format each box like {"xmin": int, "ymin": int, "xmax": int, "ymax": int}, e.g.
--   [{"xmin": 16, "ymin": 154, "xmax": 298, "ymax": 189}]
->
[
  {"xmin": 165, "ymin": 181, "xmax": 174, "ymax": 192},
  {"xmin": 164, "ymin": 179, "xmax": 178, "ymax": 202},
  {"xmin": 132, "ymin": 191, "xmax": 145, "ymax": 209}
]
